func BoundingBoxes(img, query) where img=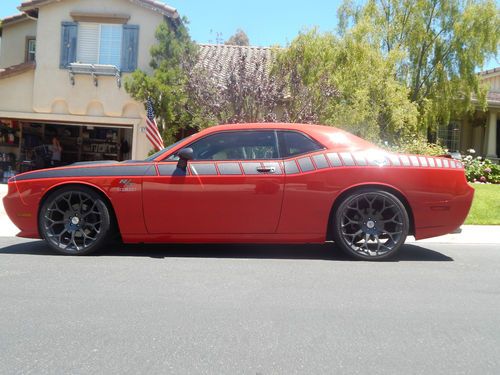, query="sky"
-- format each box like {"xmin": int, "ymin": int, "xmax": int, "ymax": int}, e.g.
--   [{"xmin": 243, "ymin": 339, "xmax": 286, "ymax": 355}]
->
[{"xmin": 0, "ymin": 0, "xmax": 498, "ymax": 70}]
